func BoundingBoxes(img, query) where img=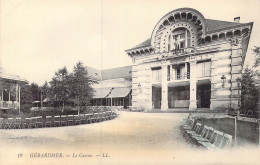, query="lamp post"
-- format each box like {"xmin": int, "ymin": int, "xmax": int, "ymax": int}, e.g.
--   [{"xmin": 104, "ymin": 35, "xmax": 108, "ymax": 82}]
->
[
  {"xmin": 221, "ymin": 75, "xmax": 226, "ymax": 88},
  {"xmin": 236, "ymin": 77, "xmax": 242, "ymax": 116},
  {"xmin": 40, "ymin": 90, "xmax": 43, "ymax": 111},
  {"xmin": 234, "ymin": 77, "xmax": 241, "ymax": 147},
  {"xmin": 110, "ymin": 87, "xmax": 114, "ymax": 107}
]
